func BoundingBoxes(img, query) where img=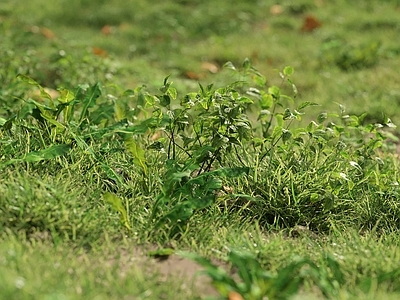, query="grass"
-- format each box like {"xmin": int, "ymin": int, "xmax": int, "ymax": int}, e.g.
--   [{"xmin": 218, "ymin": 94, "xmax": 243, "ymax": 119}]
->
[{"xmin": 1, "ymin": 0, "xmax": 400, "ymax": 299}]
